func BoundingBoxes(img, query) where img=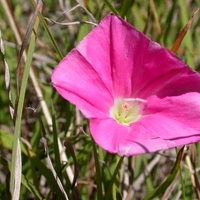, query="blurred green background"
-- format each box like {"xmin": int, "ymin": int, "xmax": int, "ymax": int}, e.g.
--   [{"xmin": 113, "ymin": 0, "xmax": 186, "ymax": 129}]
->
[{"xmin": 1, "ymin": 0, "xmax": 200, "ymax": 199}]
